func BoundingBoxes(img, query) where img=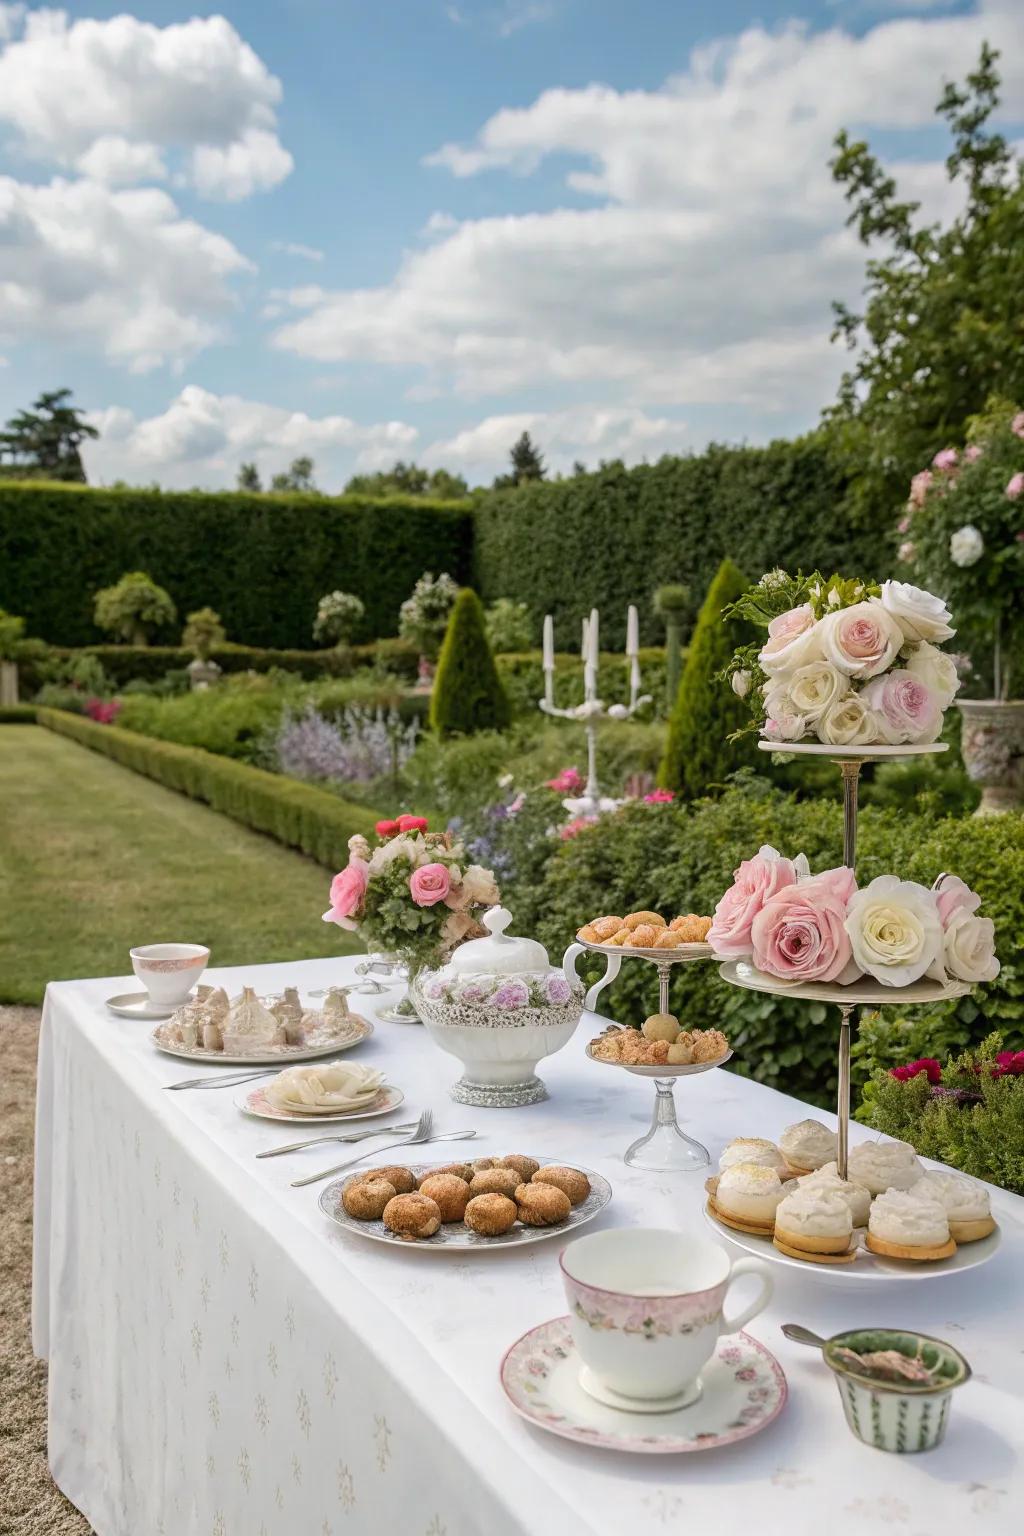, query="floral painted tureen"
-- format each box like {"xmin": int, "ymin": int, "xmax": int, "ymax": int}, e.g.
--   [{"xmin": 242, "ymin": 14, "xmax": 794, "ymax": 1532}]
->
[{"xmin": 413, "ymin": 905, "xmax": 583, "ymax": 1107}]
